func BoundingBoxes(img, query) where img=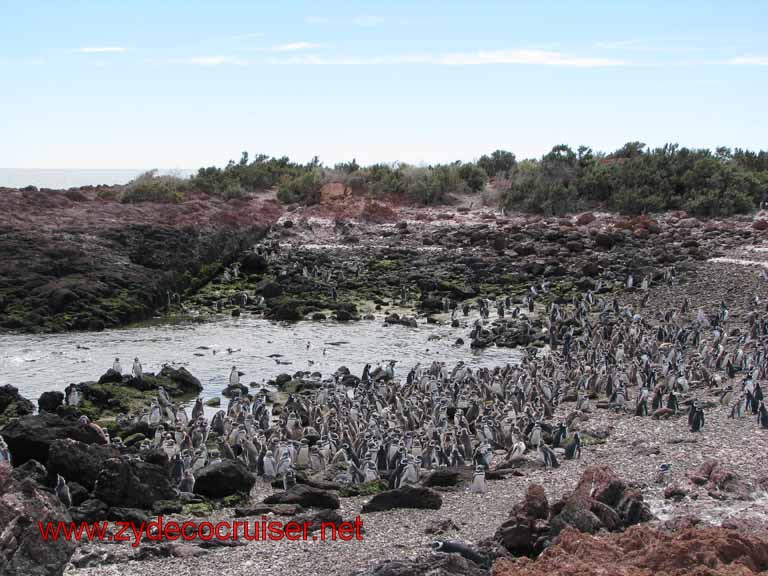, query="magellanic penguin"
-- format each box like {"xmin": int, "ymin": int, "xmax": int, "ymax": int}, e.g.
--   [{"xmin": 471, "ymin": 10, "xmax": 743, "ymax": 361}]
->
[
  {"xmin": 179, "ymin": 469, "xmax": 195, "ymax": 493},
  {"xmin": 56, "ymin": 474, "xmax": 72, "ymax": 508},
  {"xmin": 132, "ymin": 357, "xmax": 143, "ymax": 380},
  {"xmin": 431, "ymin": 540, "xmax": 489, "ymax": 568},
  {"xmin": 112, "ymin": 358, "xmax": 122, "ymax": 375},
  {"xmin": 469, "ymin": 465, "xmax": 487, "ymax": 494},
  {"xmin": 690, "ymin": 401, "xmax": 705, "ymax": 432},
  {"xmin": 564, "ymin": 432, "xmax": 582, "ymax": 460},
  {"xmin": 758, "ymin": 401, "xmax": 768, "ymax": 429},
  {"xmin": 0, "ymin": 435, "xmax": 11, "ymax": 466}
]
